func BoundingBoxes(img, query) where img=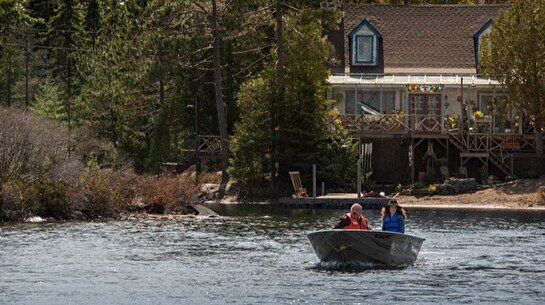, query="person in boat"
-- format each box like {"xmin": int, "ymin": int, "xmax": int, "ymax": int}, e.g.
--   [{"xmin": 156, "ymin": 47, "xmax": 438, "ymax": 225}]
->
[
  {"xmin": 381, "ymin": 201, "xmax": 407, "ymax": 233},
  {"xmin": 333, "ymin": 203, "xmax": 371, "ymax": 230}
]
